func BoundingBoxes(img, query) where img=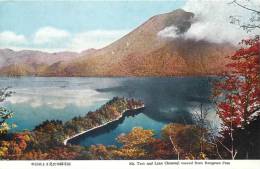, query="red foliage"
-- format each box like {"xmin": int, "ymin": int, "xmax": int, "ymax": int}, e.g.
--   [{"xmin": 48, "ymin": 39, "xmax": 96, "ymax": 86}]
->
[{"xmin": 214, "ymin": 36, "xmax": 260, "ymax": 134}]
